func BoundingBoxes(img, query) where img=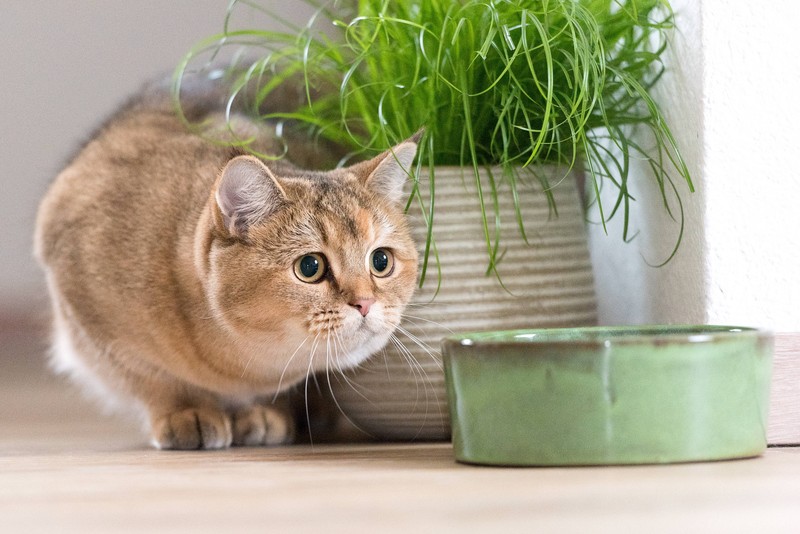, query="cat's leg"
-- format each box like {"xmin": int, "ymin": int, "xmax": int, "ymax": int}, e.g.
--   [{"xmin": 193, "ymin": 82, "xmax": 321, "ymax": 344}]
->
[
  {"xmin": 230, "ymin": 398, "xmax": 296, "ymax": 446},
  {"xmin": 139, "ymin": 376, "xmax": 235, "ymax": 450},
  {"xmin": 48, "ymin": 298, "xmax": 231, "ymax": 450},
  {"xmin": 94, "ymin": 357, "xmax": 237, "ymax": 450},
  {"xmin": 49, "ymin": 310, "xmax": 232, "ymax": 450},
  {"xmin": 150, "ymin": 404, "xmax": 233, "ymax": 450}
]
